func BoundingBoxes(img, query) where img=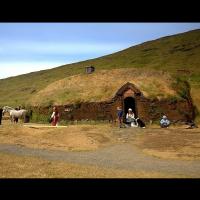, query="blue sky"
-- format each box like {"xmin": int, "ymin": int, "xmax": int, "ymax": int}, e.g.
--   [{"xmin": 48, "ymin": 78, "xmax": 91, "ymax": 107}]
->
[{"xmin": 0, "ymin": 23, "xmax": 200, "ymax": 79}]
